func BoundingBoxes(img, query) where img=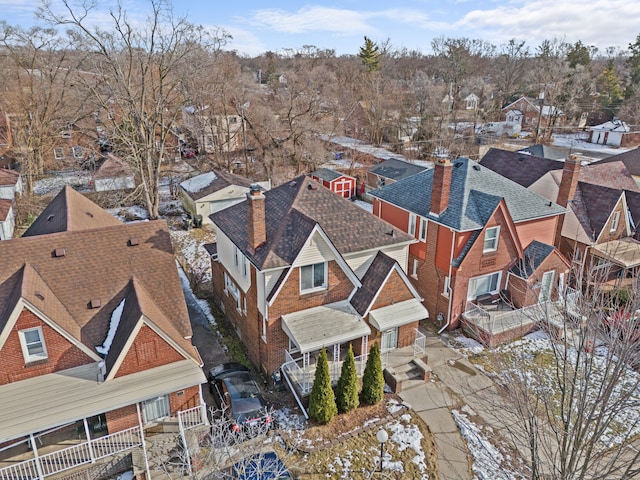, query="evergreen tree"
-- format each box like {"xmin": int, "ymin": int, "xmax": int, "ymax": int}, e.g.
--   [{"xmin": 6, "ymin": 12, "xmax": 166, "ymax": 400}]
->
[
  {"xmin": 358, "ymin": 36, "xmax": 381, "ymax": 72},
  {"xmin": 308, "ymin": 348, "xmax": 337, "ymax": 424},
  {"xmin": 361, "ymin": 342, "xmax": 384, "ymax": 405},
  {"xmin": 336, "ymin": 345, "xmax": 359, "ymax": 414}
]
